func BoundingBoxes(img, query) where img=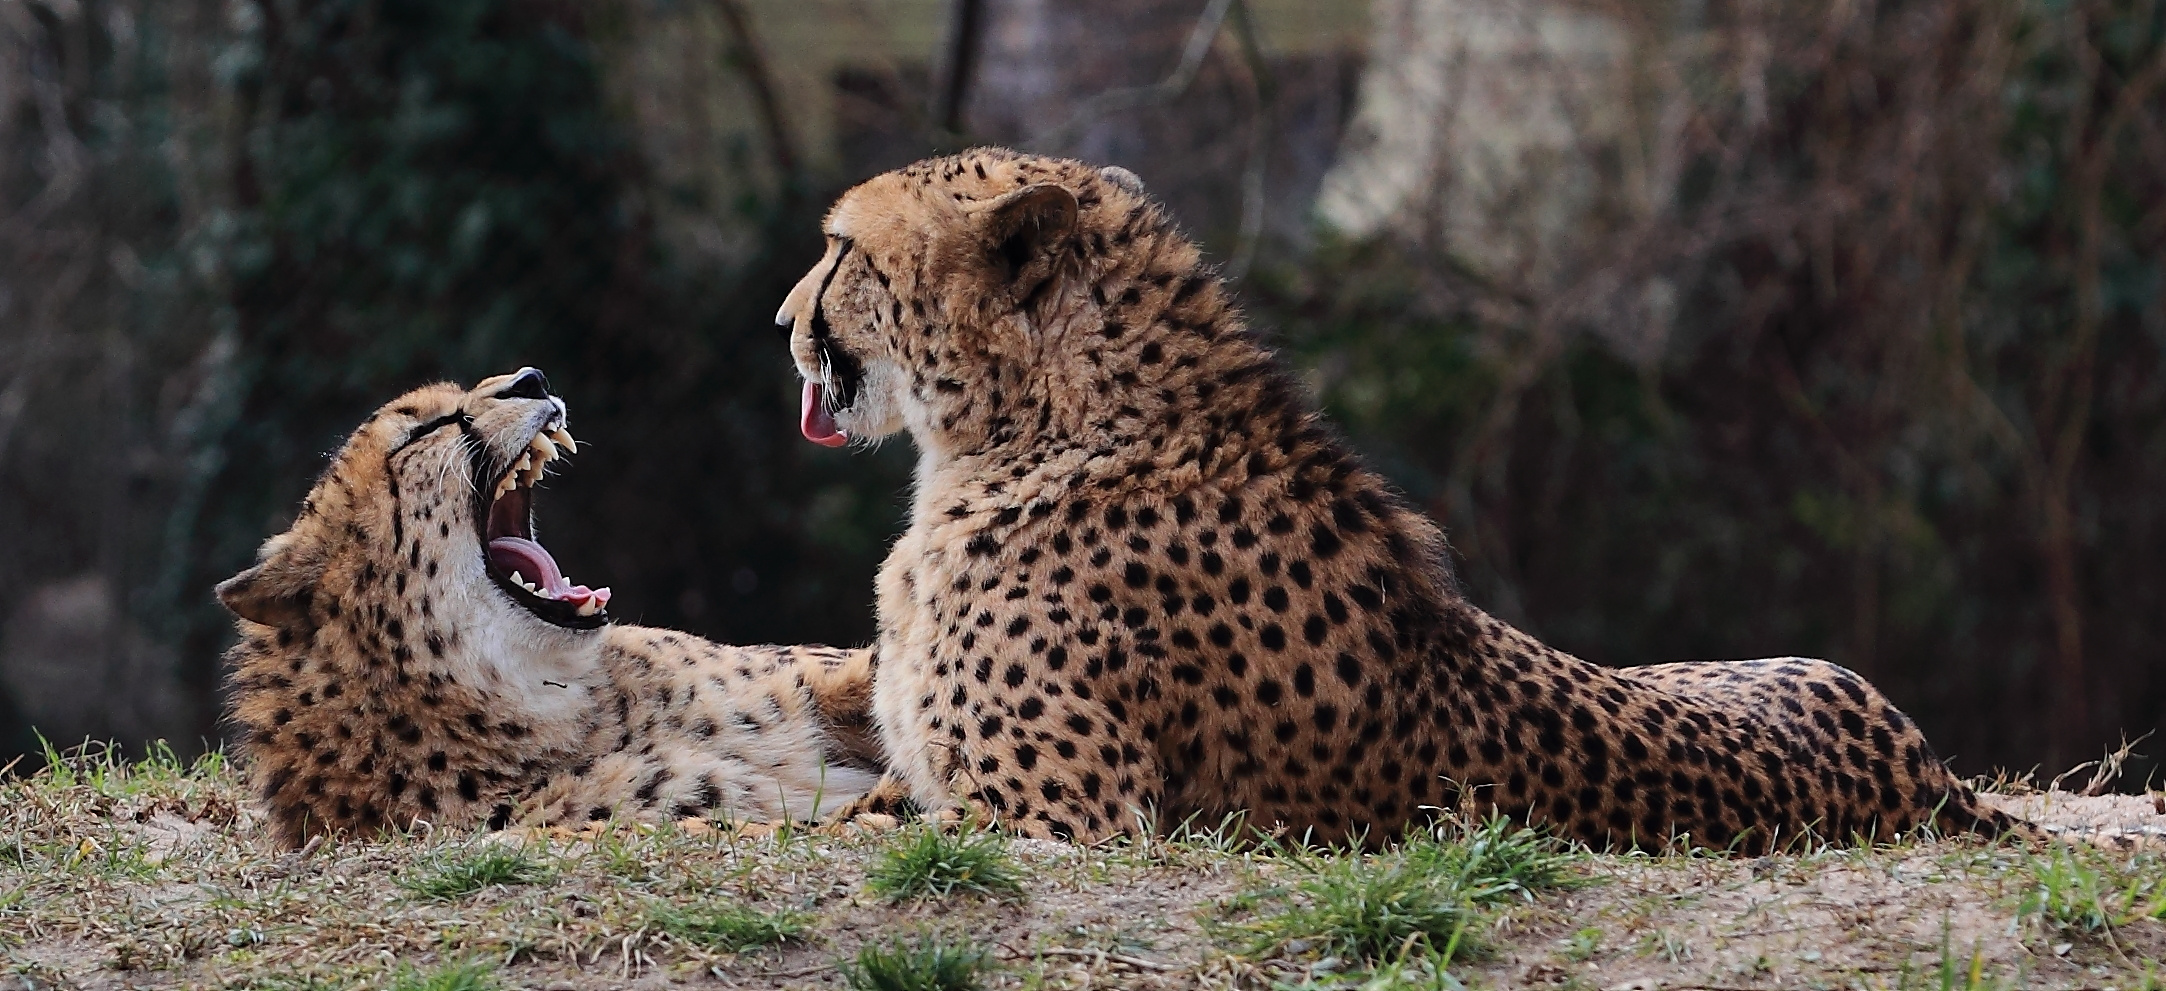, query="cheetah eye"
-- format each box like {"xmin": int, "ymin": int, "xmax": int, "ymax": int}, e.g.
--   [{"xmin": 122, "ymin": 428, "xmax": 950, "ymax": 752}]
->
[{"xmin": 390, "ymin": 411, "xmax": 470, "ymax": 455}]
